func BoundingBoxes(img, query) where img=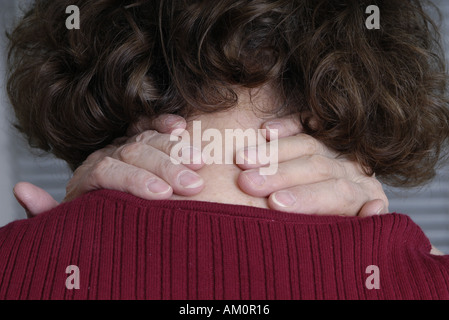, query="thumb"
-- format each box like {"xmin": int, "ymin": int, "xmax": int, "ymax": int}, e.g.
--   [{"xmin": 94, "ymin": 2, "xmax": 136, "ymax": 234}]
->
[{"xmin": 13, "ymin": 182, "xmax": 60, "ymax": 218}]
